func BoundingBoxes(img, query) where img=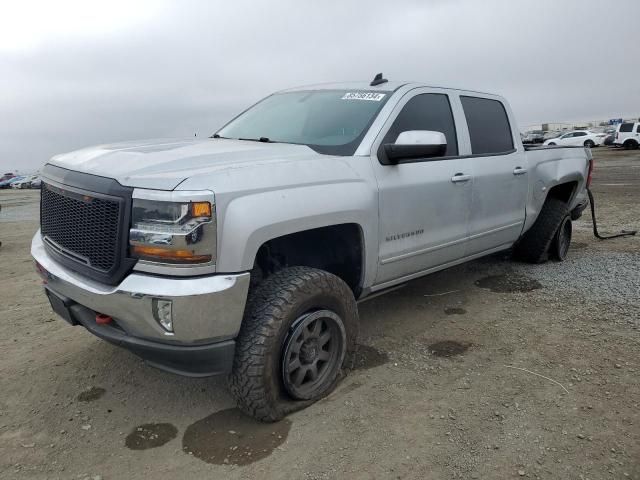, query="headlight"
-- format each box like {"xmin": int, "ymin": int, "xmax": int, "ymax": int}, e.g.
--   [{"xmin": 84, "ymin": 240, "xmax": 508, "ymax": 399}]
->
[{"xmin": 129, "ymin": 197, "xmax": 216, "ymax": 265}]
